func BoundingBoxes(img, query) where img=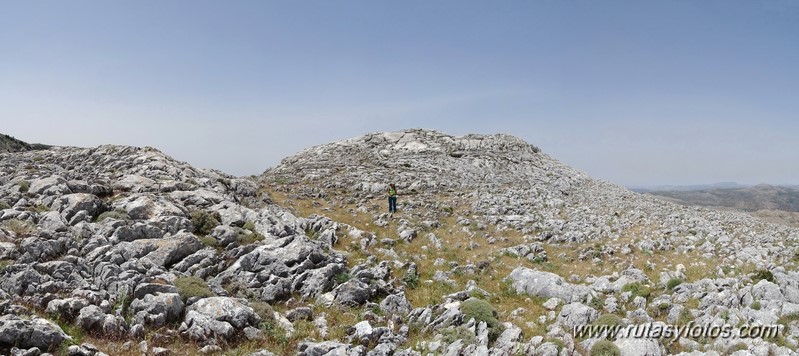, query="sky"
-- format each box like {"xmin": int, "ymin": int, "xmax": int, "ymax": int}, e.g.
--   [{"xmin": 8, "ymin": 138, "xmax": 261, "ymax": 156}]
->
[{"xmin": 1, "ymin": 1, "xmax": 797, "ymax": 186}]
